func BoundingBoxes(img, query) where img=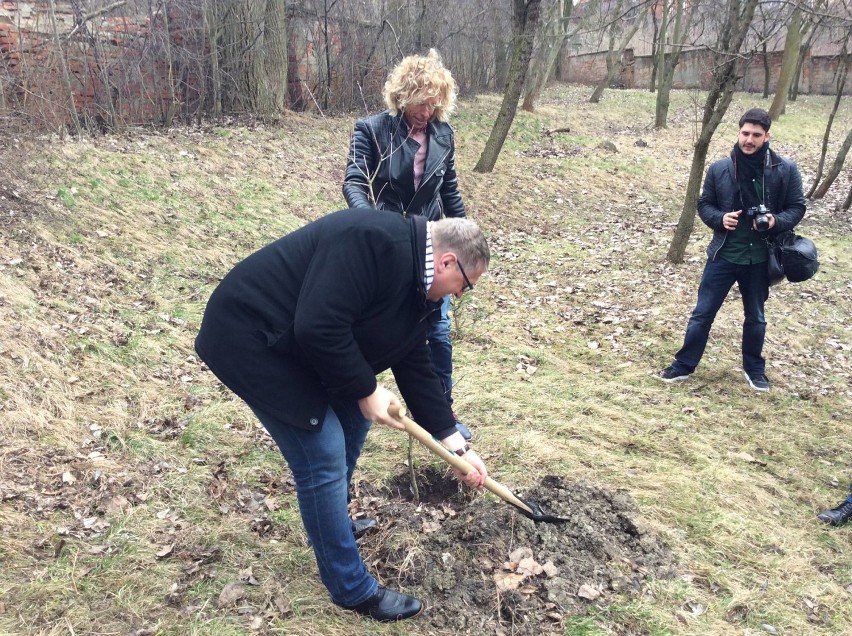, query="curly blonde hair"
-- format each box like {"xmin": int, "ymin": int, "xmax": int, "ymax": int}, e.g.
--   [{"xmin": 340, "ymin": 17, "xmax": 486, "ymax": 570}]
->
[{"xmin": 383, "ymin": 49, "xmax": 457, "ymax": 122}]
